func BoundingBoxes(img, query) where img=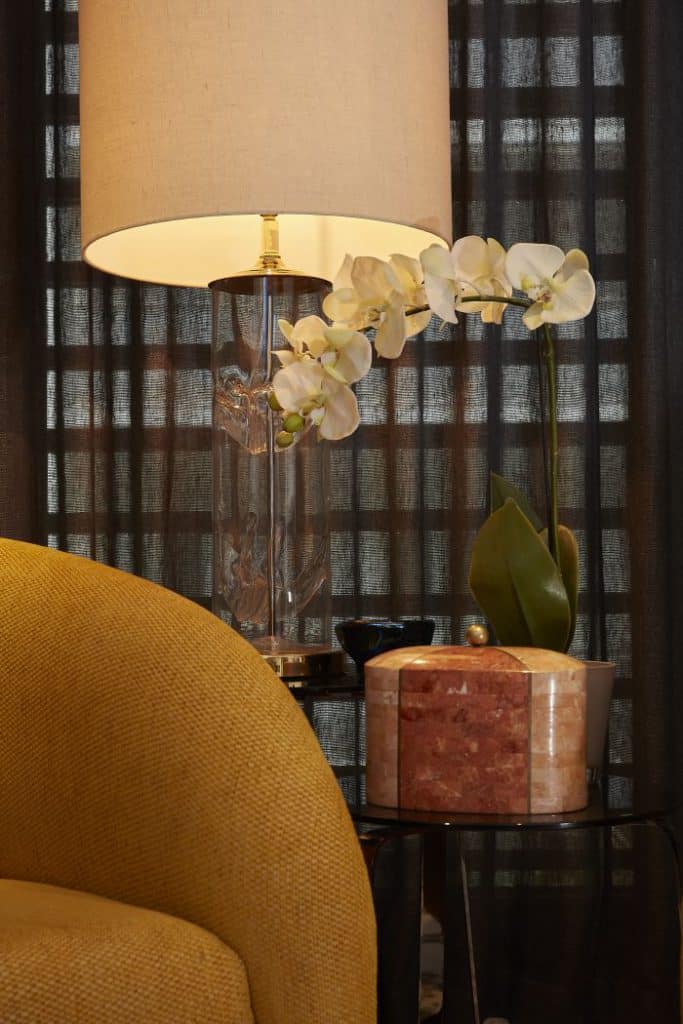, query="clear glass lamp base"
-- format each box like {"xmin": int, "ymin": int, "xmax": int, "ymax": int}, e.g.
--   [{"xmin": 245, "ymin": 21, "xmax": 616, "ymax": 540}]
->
[{"xmin": 211, "ymin": 272, "xmax": 333, "ymax": 663}]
